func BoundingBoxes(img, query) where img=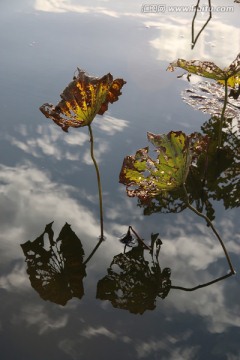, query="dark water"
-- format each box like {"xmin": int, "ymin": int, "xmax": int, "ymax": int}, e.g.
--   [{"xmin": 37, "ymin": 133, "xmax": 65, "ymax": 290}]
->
[{"xmin": 0, "ymin": 1, "xmax": 240, "ymax": 359}]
